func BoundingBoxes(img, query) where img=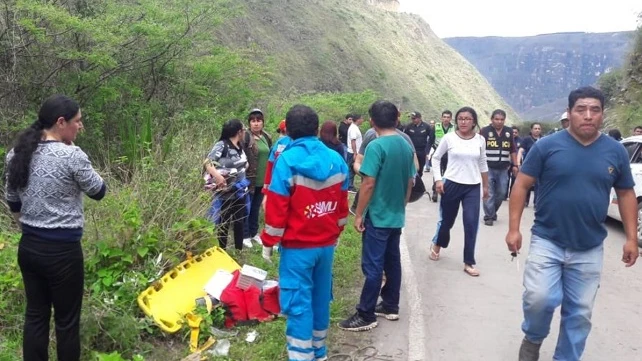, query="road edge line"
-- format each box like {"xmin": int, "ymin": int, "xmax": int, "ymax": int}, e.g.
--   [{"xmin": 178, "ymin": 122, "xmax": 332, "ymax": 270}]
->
[{"xmin": 400, "ymin": 230, "xmax": 426, "ymax": 361}]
